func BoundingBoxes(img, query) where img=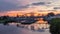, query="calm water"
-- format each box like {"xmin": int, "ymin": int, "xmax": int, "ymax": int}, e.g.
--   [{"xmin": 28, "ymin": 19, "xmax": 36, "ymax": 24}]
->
[{"xmin": 0, "ymin": 24, "xmax": 50, "ymax": 34}]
